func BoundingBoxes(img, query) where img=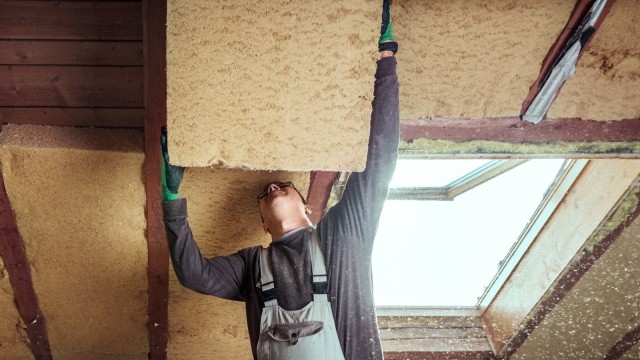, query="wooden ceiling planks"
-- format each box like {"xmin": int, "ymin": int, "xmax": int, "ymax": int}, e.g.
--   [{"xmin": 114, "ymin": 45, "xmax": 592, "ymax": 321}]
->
[{"xmin": 0, "ymin": 0, "xmax": 144, "ymax": 128}]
